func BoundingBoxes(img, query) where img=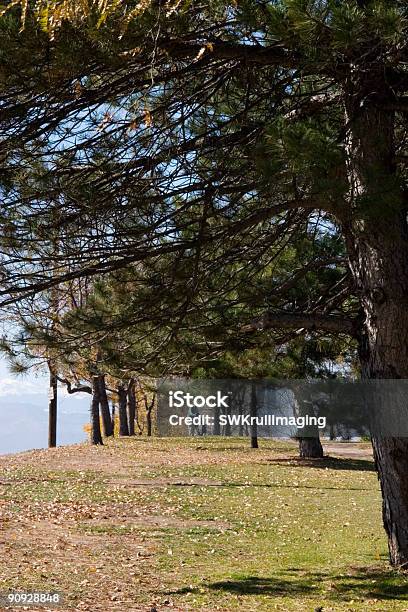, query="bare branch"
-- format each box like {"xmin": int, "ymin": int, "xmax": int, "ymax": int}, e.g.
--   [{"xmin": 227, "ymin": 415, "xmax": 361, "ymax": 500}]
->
[{"xmin": 57, "ymin": 376, "xmax": 92, "ymax": 394}]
